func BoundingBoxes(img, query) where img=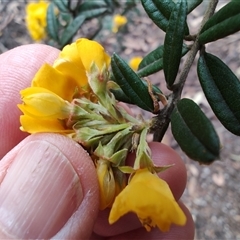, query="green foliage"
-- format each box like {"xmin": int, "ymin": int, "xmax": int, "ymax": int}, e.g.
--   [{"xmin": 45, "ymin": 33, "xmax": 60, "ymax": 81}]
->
[
  {"xmin": 171, "ymin": 98, "xmax": 220, "ymax": 164},
  {"xmin": 43, "ymin": 0, "xmax": 240, "ymax": 164},
  {"xmin": 111, "ymin": 53, "xmax": 154, "ymax": 112},
  {"xmin": 197, "ymin": 51, "xmax": 240, "ymax": 136},
  {"xmin": 46, "ymin": 0, "xmax": 137, "ymax": 48},
  {"xmin": 187, "ymin": 0, "xmax": 203, "ymax": 13},
  {"xmin": 163, "ymin": 0, "xmax": 187, "ymax": 88},
  {"xmin": 199, "ymin": 0, "xmax": 240, "ymax": 44},
  {"xmin": 137, "ymin": 44, "xmax": 188, "ymax": 78}
]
